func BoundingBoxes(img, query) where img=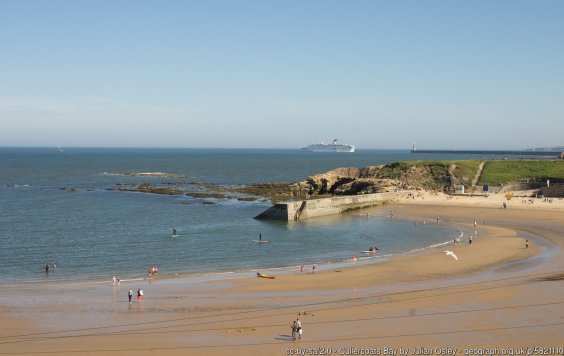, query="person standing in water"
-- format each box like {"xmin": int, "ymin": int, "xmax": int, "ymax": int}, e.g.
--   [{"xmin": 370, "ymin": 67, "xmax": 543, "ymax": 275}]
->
[
  {"xmin": 172, "ymin": 228, "xmax": 176, "ymax": 236},
  {"xmin": 259, "ymin": 233, "xmax": 262, "ymax": 241}
]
